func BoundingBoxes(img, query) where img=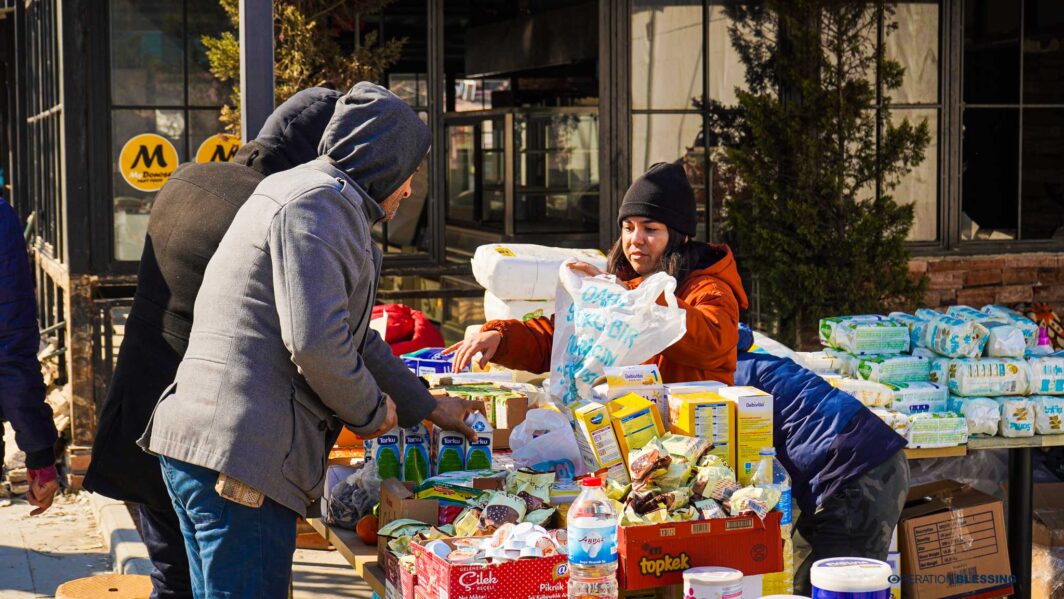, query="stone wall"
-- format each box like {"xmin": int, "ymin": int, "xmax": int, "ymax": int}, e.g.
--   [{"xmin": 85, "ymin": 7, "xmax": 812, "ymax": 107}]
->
[{"xmin": 911, "ymin": 252, "xmax": 1064, "ymax": 313}]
